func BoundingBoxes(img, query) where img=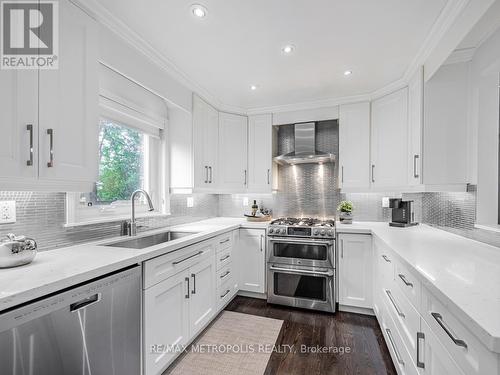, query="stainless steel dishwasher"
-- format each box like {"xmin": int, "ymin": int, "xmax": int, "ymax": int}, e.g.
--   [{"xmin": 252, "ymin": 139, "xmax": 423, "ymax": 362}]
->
[{"xmin": 0, "ymin": 265, "xmax": 141, "ymax": 375}]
